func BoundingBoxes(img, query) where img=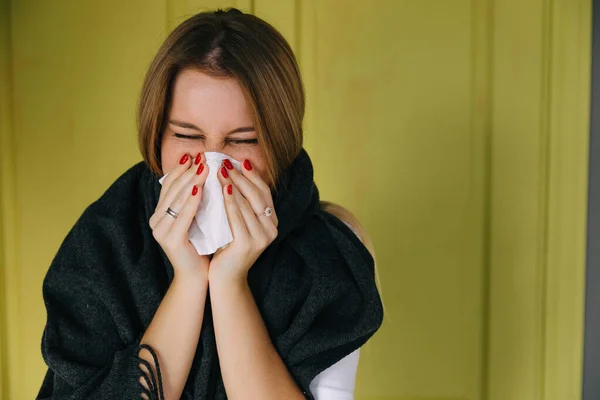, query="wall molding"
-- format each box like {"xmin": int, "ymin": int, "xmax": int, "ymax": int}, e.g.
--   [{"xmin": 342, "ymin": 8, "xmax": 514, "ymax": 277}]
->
[
  {"xmin": 471, "ymin": 0, "xmax": 493, "ymax": 398},
  {"xmin": 0, "ymin": 0, "xmax": 19, "ymax": 398},
  {"xmin": 543, "ymin": 0, "xmax": 590, "ymax": 398},
  {"xmin": 487, "ymin": 0, "xmax": 590, "ymax": 399}
]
